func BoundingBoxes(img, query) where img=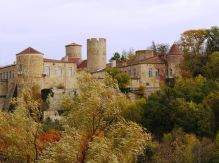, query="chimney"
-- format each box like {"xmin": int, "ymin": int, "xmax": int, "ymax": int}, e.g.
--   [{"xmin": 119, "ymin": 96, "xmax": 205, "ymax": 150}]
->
[
  {"xmin": 64, "ymin": 56, "xmax": 68, "ymax": 61},
  {"xmin": 121, "ymin": 62, "xmax": 127, "ymax": 66},
  {"xmin": 112, "ymin": 60, "xmax": 116, "ymax": 67}
]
